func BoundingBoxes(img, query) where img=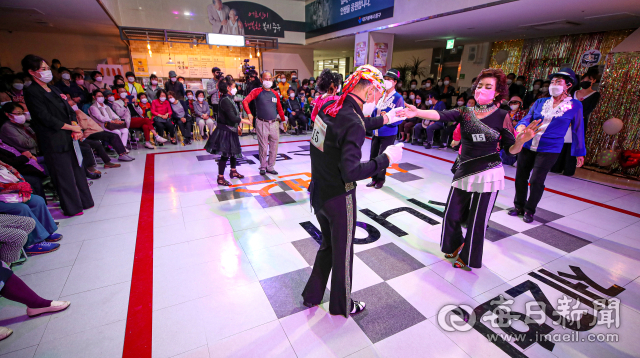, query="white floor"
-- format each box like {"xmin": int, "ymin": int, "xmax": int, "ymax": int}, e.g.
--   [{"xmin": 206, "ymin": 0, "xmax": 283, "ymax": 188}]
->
[{"xmin": 0, "ymin": 133, "xmax": 639, "ymax": 358}]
